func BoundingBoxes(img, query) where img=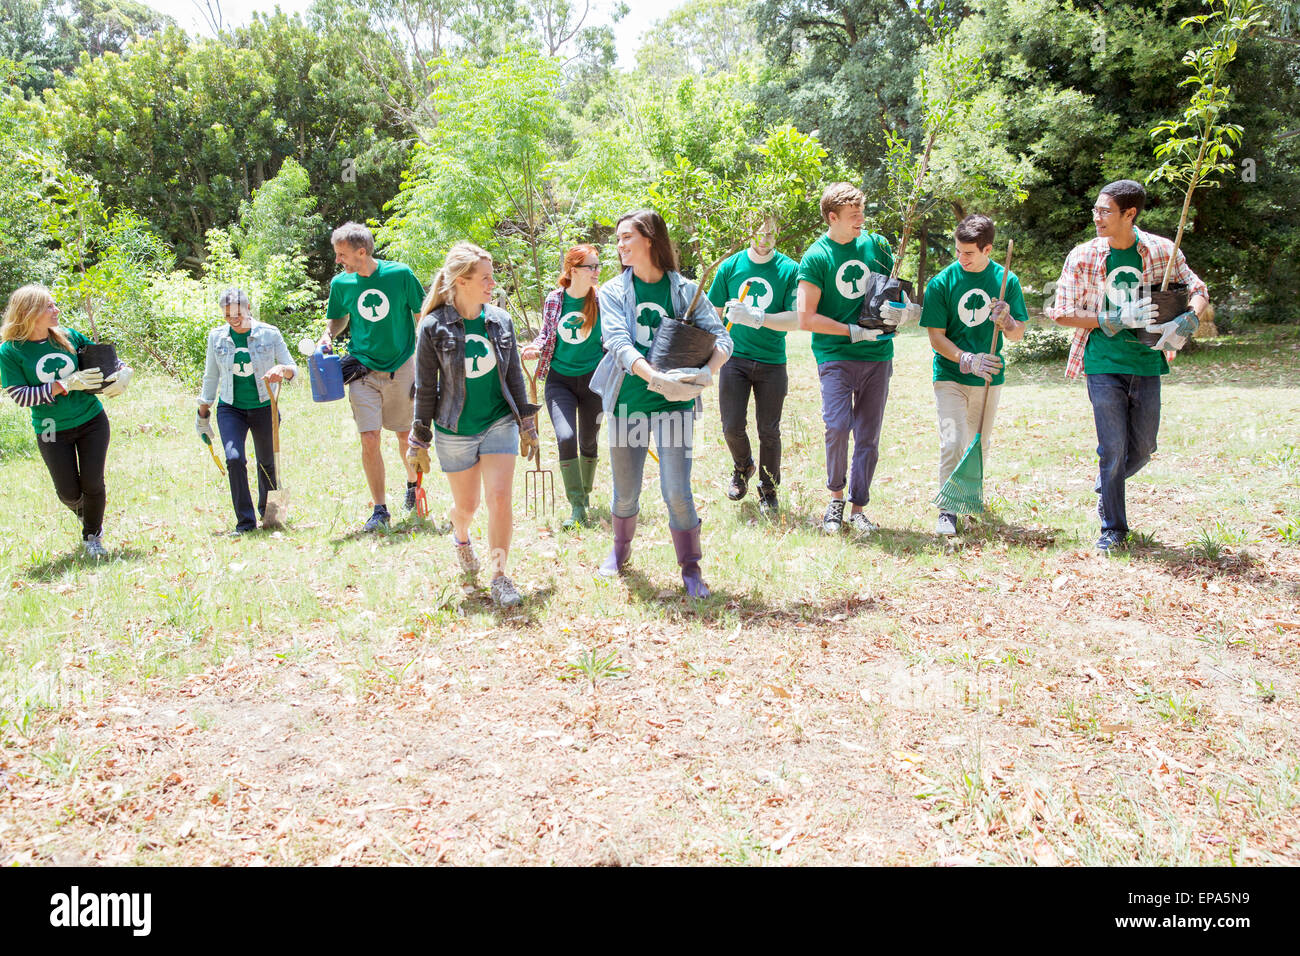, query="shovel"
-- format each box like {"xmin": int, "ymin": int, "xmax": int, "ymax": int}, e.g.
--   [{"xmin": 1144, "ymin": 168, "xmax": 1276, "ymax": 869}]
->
[
  {"xmin": 522, "ymin": 365, "xmax": 555, "ymax": 517},
  {"xmin": 264, "ymin": 381, "xmax": 289, "ymax": 527}
]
